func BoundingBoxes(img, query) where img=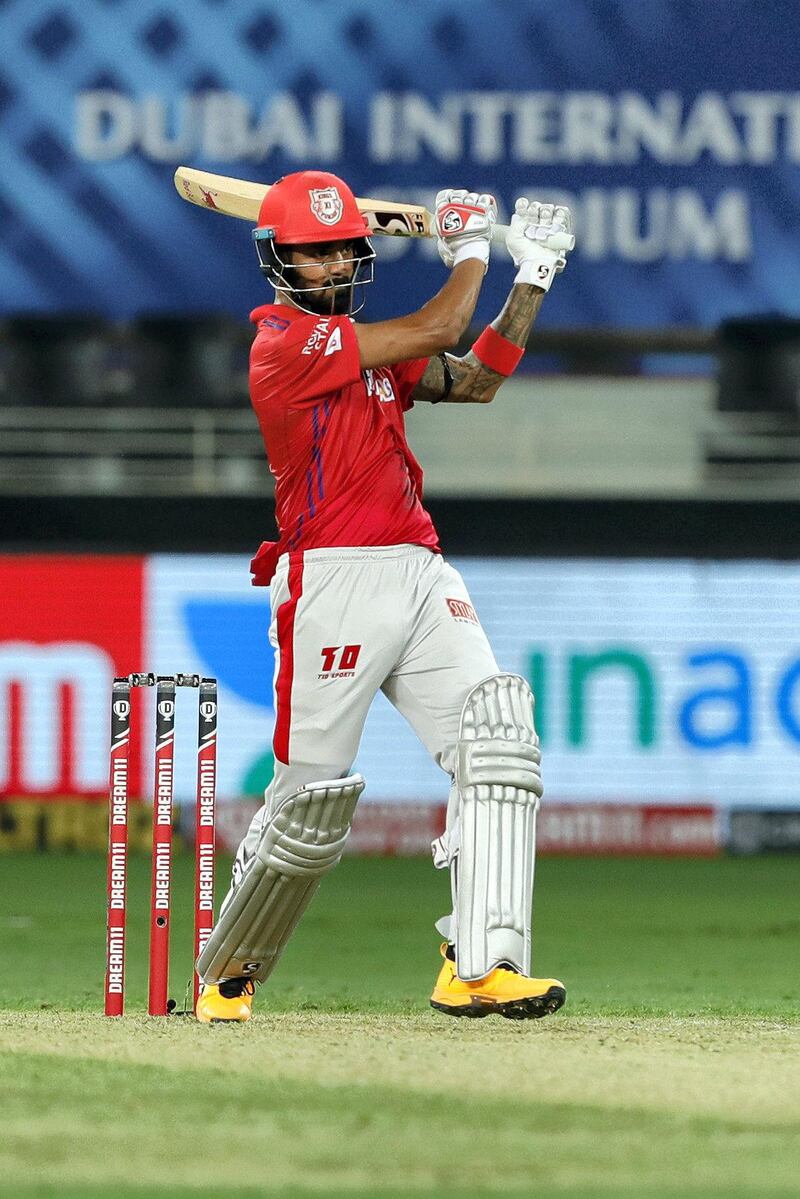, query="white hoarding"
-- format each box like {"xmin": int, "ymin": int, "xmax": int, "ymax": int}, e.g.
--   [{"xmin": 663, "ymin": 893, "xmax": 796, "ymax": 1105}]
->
[{"xmin": 148, "ymin": 556, "xmax": 800, "ymax": 809}]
